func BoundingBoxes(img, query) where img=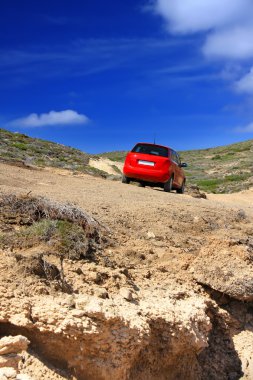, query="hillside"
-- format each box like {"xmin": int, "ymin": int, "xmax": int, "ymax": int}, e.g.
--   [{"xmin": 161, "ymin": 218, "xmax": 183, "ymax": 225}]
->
[
  {"xmin": 1, "ymin": 128, "xmax": 253, "ymax": 193},
  {"xmin": 181, "ymin": 141, "xmax": 253, "ymax": 193},
  {"xmin": 0, "ymin": 128, "xmax": 105, "ymax": 176}
]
